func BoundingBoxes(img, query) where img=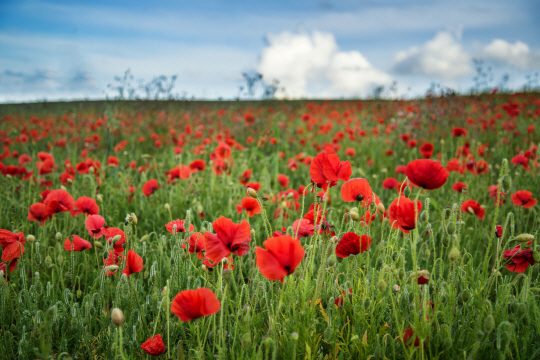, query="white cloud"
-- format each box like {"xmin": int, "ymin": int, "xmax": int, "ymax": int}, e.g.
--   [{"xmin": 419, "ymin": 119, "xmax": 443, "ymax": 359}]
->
[
  {"xmin": 257, "ymin": 31, "xmax": 392, "ymax": 98},
  {"xmin": 393, "ymin": 30, "xmax": 472, "ymax": 79},
  {"xmin": 482, "ymin": 39, "xmax": 540, "ymax": 68}
]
